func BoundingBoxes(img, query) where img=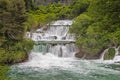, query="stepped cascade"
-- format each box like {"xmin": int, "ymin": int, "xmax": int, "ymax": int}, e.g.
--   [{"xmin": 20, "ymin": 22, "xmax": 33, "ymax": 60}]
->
[
  {"xmin": 9, "ymin": 20, "xmax": 120, "ymax": 80},
  {"xmin": 26, "ymin": 20, "xmax": 77, "ymax": 57}
]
